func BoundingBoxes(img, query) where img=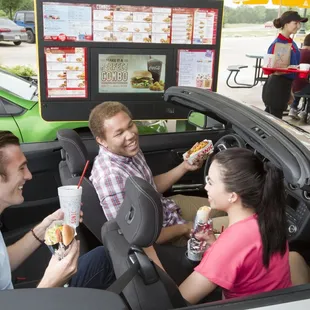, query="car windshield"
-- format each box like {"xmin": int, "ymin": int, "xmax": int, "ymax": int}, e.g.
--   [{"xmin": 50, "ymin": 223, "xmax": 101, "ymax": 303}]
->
[
  {"xmin": 0, "ymin": 18, "xmax": 17, "ymax": 26},
  {"xmin": 251, "ymin": 106, "xmax": 310, "ymax": 151},
  {"xmin": 0, "ymin": 70, "xmax": 37, "ymax": 101}
]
